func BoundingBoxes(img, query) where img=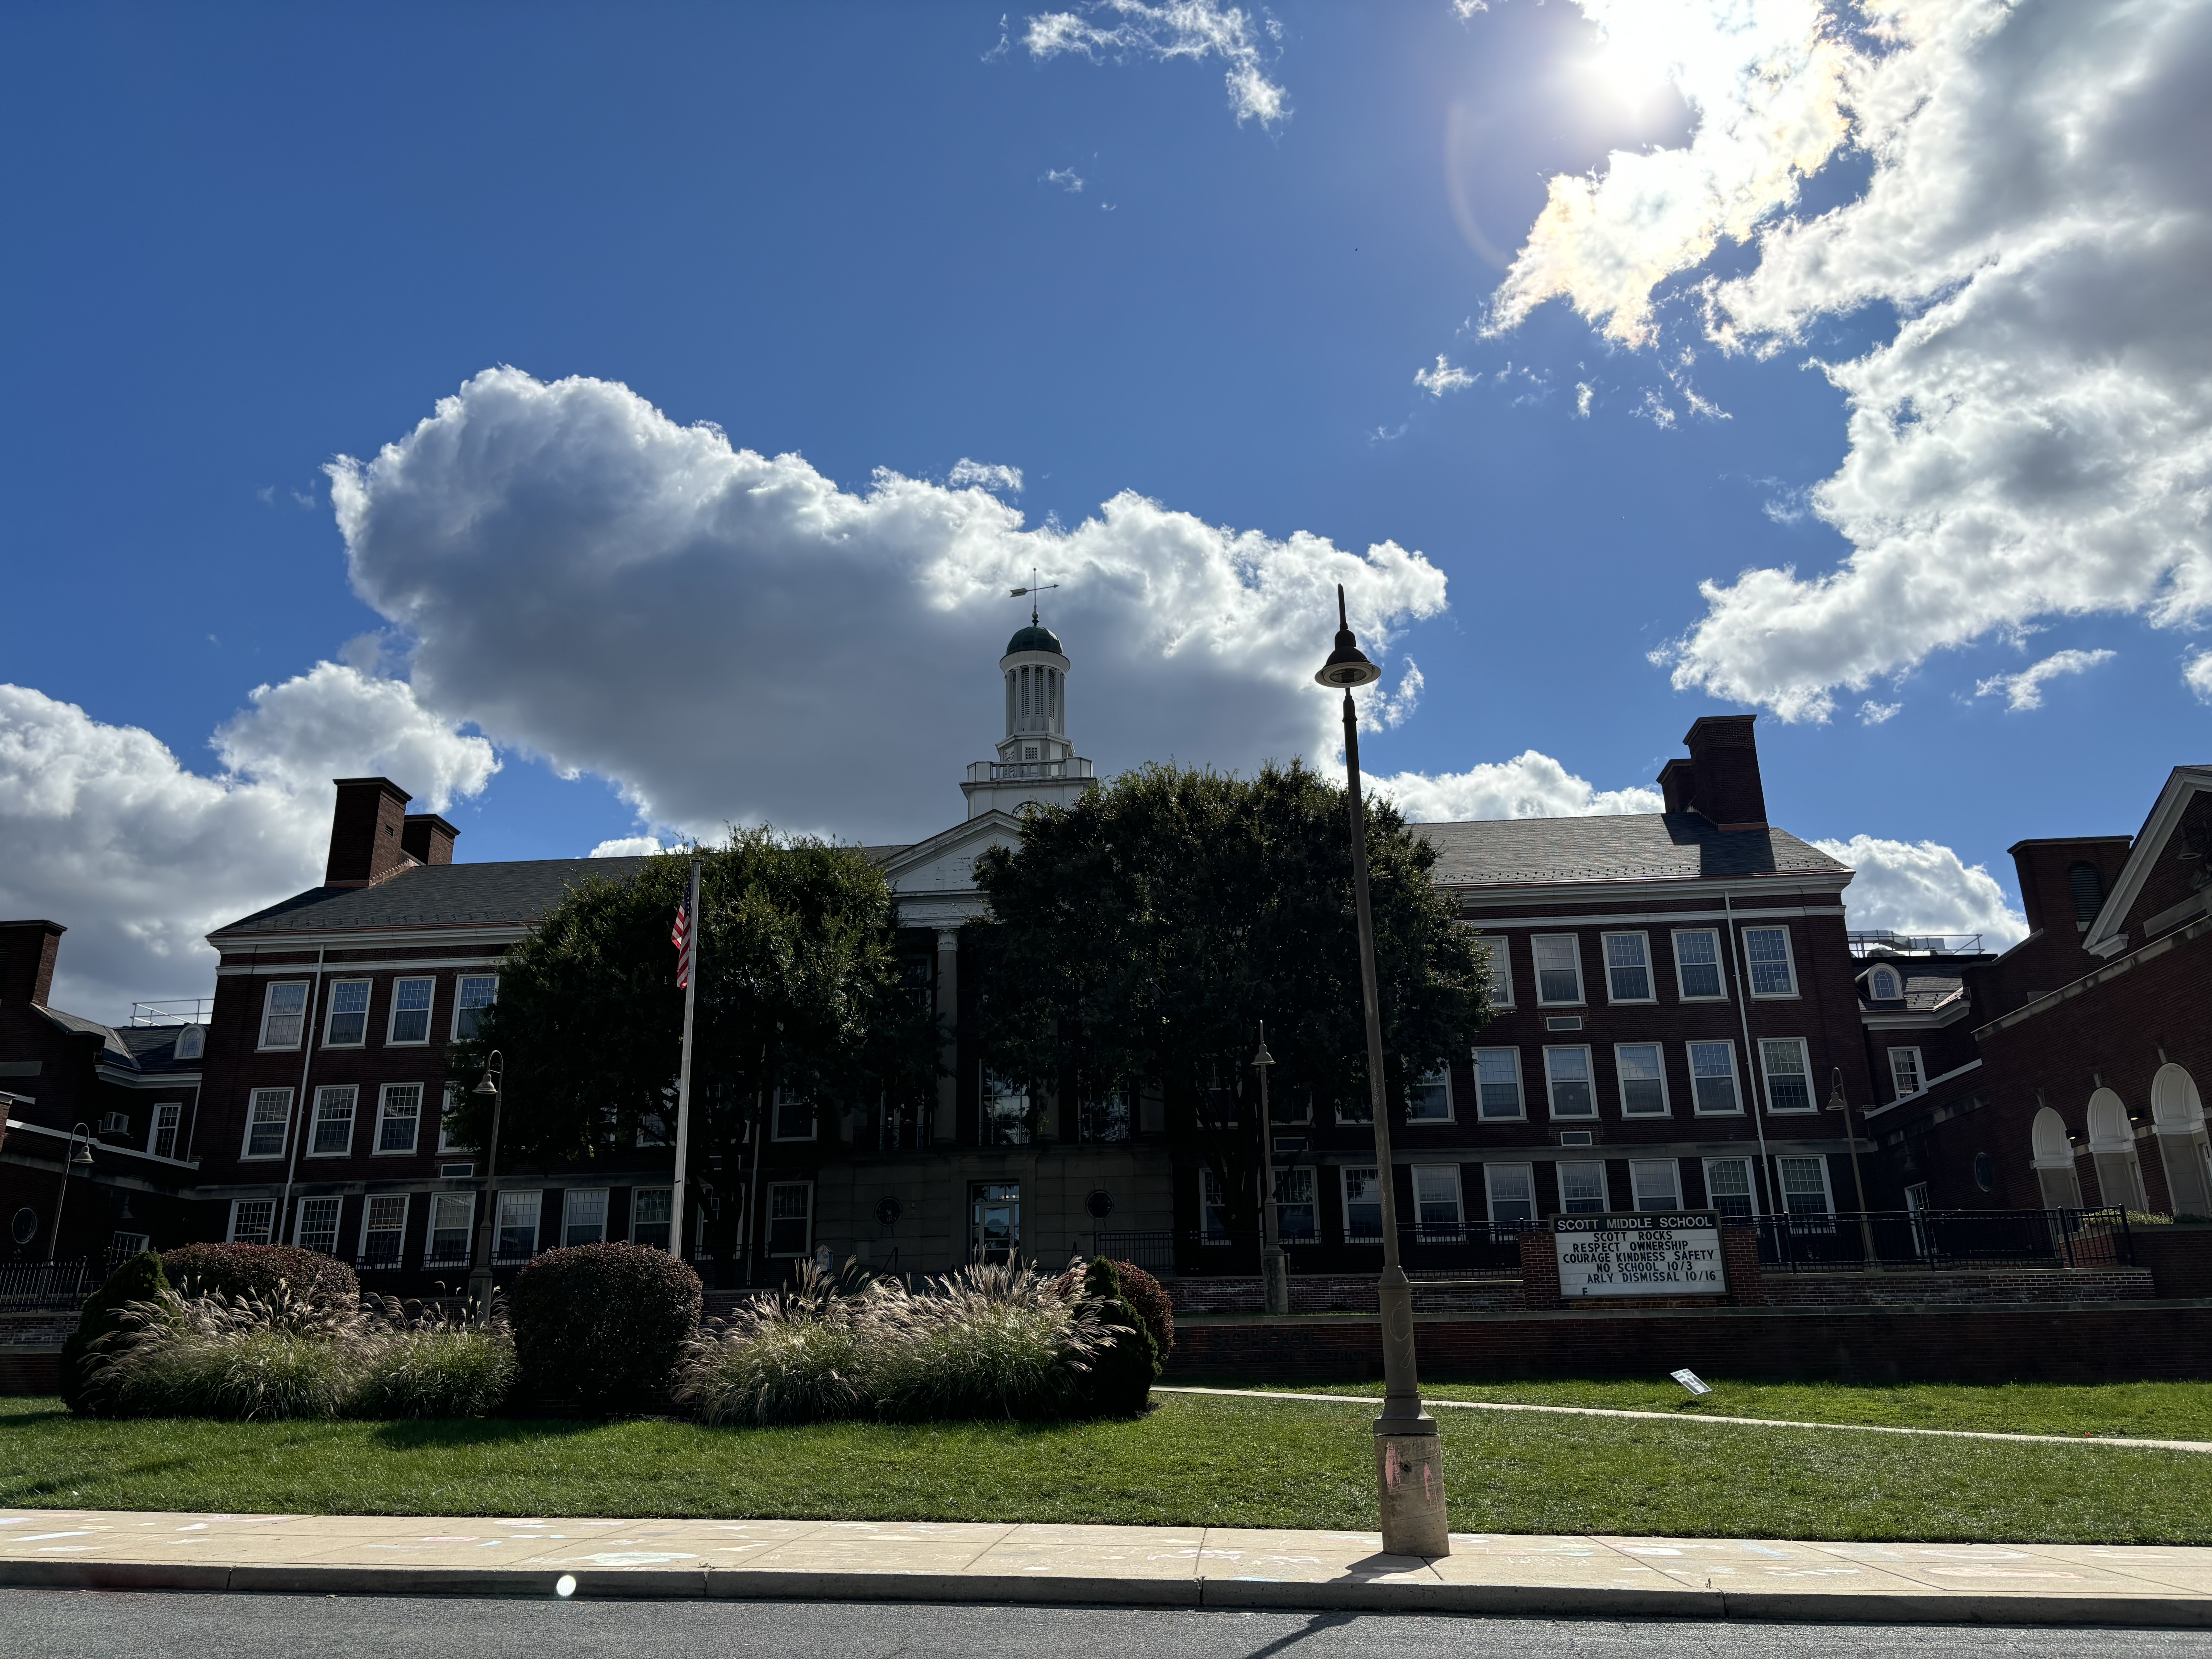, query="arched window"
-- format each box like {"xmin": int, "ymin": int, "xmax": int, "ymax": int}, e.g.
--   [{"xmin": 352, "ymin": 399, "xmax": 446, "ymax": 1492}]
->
[
  {"xmin": 1869, "ymin": 967, "xmax": 1899, "ymax": 1001},
  {"xmin": 2068, "ymin": 861, "xmax": 2105, "ymax": 924},
  {"xmin": 2086, "ymin": 1087, "xmax": 2149, "ymax": 1212},
  {"xmin": 2030, "ymin": 1106, "xmax": 2083, "ymax": 1209},
  {"xmin": 2151, "ymin": 1064, "xmax": 2212, "ymax": 1217}
]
